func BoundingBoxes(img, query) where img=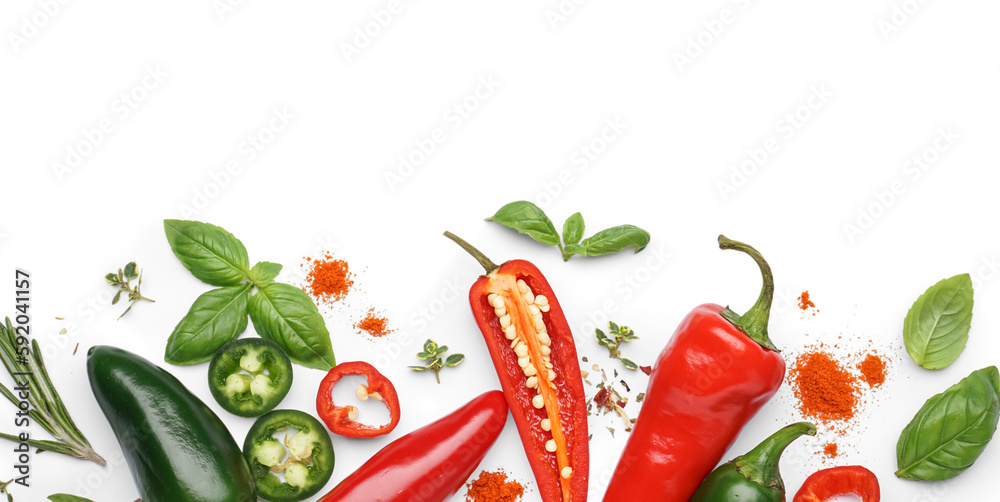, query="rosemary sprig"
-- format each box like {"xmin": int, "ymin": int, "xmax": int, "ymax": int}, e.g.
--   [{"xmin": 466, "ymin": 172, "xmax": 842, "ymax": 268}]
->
[
  {"xmin": 409, "ymin": 339, "xmax": 464, "ymax": 384},
  {"xmin": 106, "ymin": 261, "xmax": 154, "ymax": 320},
  {"xmin": 0, "ymin": 318, "xmax": 105, "ymax": 465}
]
